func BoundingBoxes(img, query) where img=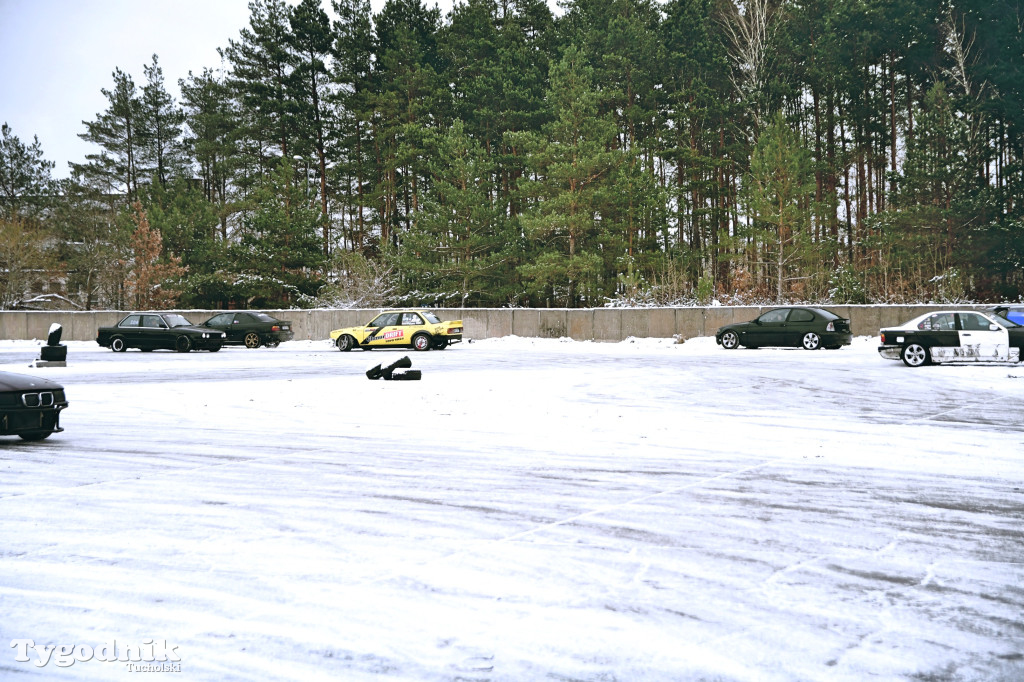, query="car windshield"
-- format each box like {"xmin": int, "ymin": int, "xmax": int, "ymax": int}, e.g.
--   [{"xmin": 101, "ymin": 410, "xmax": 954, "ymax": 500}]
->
[
  {"xmin": 989, "ymin": 314, "xmax": 1019, "ymax": 329},
  {"xmin": 163, "ymin": 314, "xmax": 193, "ymax": 328},
  {"xmin": 422, "ymin": 311, "xmax": 441, "ymax": 324}
]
